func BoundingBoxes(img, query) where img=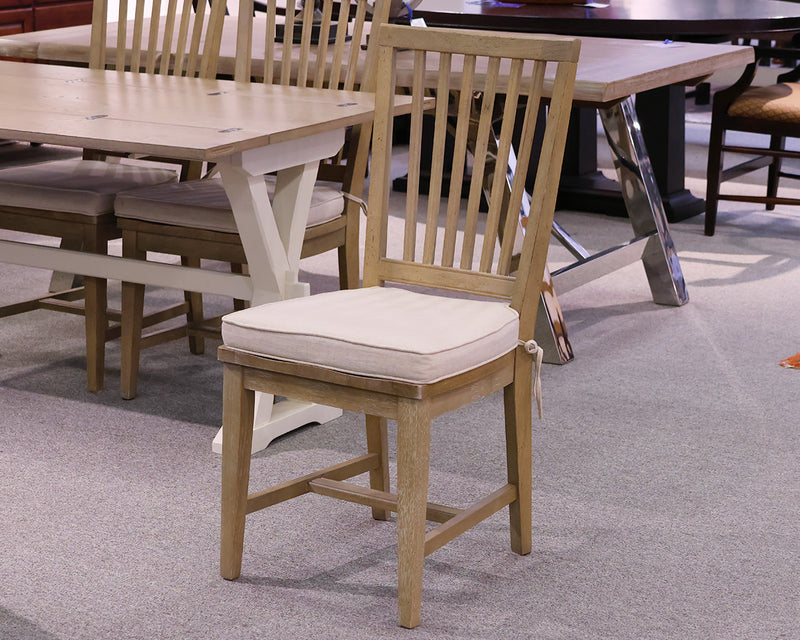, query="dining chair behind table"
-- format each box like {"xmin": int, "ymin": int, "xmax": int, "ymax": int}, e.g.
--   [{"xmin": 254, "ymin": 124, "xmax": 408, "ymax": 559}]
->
[
  {"xmin": 113, "ymin": 0, "xmax": 391, "ymax": 400},
  {"xmin": 705, "ymin": 41, "xmax": 800, "ymax": 235},
  {"xmin": 217, "ymin": 24, "xmax": 580, "ymax": 628},
  {"xmin": 0, "ymin": 0, "xmax": 227, "ymax": 392}
]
